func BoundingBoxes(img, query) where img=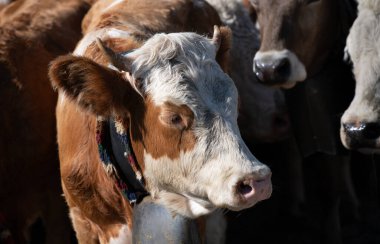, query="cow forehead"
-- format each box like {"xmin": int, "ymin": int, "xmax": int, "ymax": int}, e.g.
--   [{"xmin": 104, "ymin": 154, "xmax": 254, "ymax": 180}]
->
[
  {"xmin": 128, "ymin": 32, "xmax": 238, "ymax": 118},
  {"xmin": 347, "ymin": 11, "xmax": 380, "ymax": 89},
  {"xmin": 347, "ymin": 10, "xmax": 380, "ymax": 64}
]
